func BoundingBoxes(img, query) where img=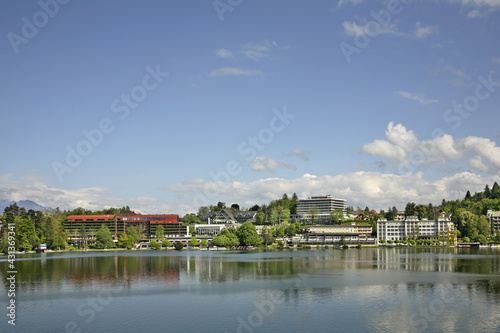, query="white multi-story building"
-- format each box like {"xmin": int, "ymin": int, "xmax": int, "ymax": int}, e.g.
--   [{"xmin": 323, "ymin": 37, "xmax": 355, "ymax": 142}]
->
[
  {"xmin": 487, "ymin": 210, "xmax": 500, "ymax": 235},
  {"xmin": 377, "ymin": 217, "xmax": 456, "ymax": 245},
  {"xmin": 297, "ymin": 195, "xmax": 346, "ymax": 222}
]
